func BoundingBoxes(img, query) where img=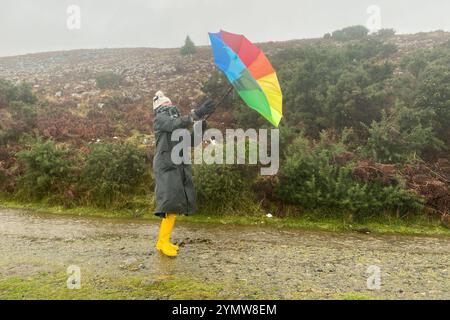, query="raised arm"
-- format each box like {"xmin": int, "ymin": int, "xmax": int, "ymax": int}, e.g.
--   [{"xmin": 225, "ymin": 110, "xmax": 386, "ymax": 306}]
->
[{"xmin": 154, "ymin": 111, "xmax": 193, "ymax": 133}]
